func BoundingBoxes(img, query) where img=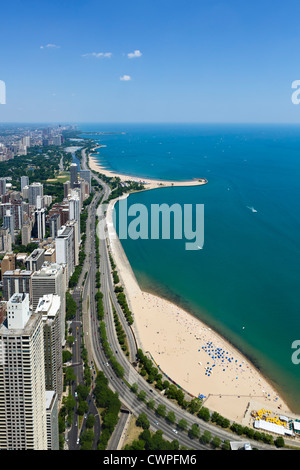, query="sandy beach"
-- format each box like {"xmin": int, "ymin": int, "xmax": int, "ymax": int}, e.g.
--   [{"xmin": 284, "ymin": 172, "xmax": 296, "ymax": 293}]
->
[
  {"xmin": 88, "ymin": 149, "xmax": 207, "ymax": 190},
  {"xmin": 91, "ymin": 151, "xmax": 293, "ymax": 424}
]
